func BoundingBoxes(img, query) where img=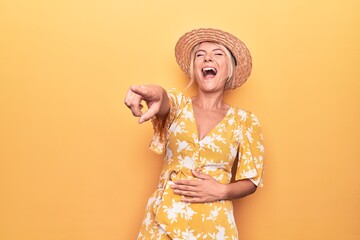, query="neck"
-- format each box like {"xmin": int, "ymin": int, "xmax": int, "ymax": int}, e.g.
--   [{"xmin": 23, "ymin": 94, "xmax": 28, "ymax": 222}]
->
[{"xmin": 192, "ymin": 90, "xmax": 227, "ymax": 110}]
